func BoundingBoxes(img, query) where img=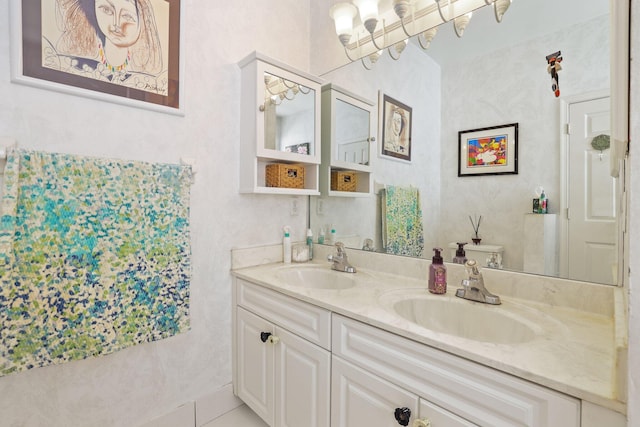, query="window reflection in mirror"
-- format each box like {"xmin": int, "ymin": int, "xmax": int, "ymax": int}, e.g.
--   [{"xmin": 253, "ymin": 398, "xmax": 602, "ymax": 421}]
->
[
  {"xmin": 335, "ymin": 99, "xmax": 370, "ymax": 165},
  {"xmin": 263, "ymin": 71, "xmax": 315, "ymax": 156}
]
